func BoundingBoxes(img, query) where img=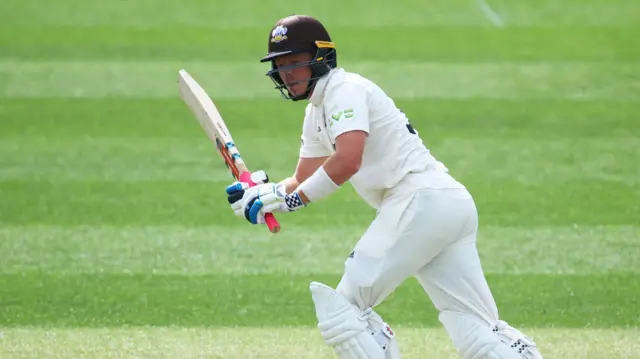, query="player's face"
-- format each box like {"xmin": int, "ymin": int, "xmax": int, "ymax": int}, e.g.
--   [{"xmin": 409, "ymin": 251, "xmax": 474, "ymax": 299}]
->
[{"xmin": 275, "ymin": 52, "xmax": 313, "ymax": 97}]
